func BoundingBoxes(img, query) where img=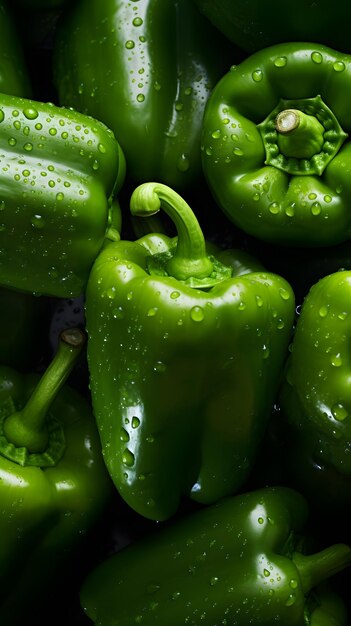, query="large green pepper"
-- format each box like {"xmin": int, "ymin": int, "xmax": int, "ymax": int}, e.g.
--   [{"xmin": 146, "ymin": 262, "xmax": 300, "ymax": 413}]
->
[
  {"xmin": 279, "ymin": 271, "xmax": 351, "ymax": 519},
  {"xmin": 80, "ymin": 485, "xmax": 351, "ymax": 625},
  {"xmin": 0, "ymin": 327, "xmax": 112, "ymax": 623},
  {"xmin": 202, "ymin": 42, "xmax": 351, "ymax": 247},
  {"xmin": 53, "ymin": 0, "xmax": 238, "ymax": 193},
  {"xmin": 0, "ymin": 92, "xmax": 125, "ymax": 298},
  {"xmin": 192, "ymin": 0, "xmax": 351, "ymax": 55},
  {"xmin": 0, "ymin": 1, "xmax": 32, "ymax": 97},
  {"xmin": 85, "ymin": 182, "xmax": 295, "ymax": 521}
]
